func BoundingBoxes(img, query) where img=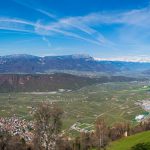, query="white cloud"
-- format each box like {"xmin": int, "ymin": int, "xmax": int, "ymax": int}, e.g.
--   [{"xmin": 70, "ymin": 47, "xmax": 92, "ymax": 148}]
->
[
  {"xmin": 42, "ymin": 36, "xmax": 51, "ymax": 48},
  {"xmin": 0, "ymin": 17, "xmax": 106, "ymax": 46},
  {"xmin": 35, "ymin": 9, "xmax": 56, "ymax": 19},
  {"xmin": 11, "ymin": 0, "xmax": 56, "ymax": 19},
  {"xmin": 74, "ymin": 7, "xmax": 150, "ymax": 27},
  {"xmin": 36, "ymin": 6, "xmax": 150, "ymax": 48},
  {"xmin": 94, "ymin": 55, "xmax": 150, "ymax": 62}
]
